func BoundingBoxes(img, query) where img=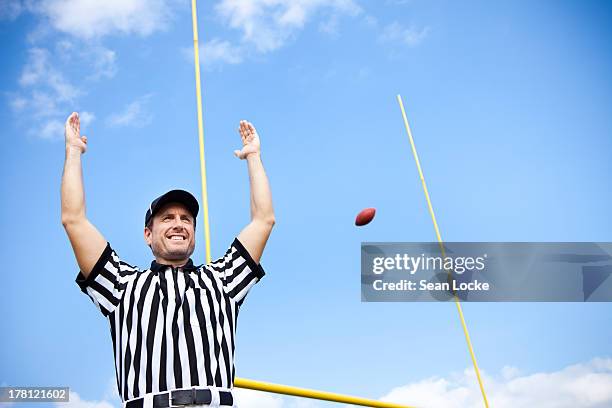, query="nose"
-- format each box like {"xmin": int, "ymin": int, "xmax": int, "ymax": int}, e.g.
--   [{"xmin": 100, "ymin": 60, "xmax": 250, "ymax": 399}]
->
[{"xmin": 170, "ymin": 217, "xmax": 184, "ymax": 230}]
